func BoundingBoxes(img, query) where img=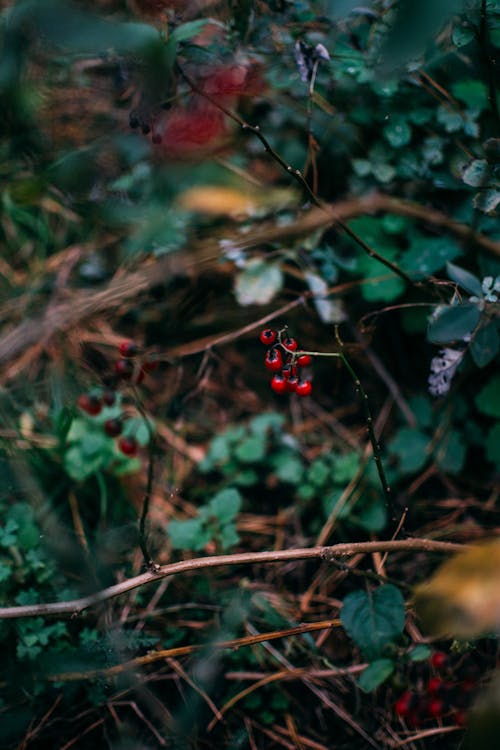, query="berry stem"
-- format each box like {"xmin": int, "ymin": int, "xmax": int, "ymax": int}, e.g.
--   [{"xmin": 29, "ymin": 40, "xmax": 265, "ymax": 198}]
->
[{"xmin": 132, "ymin": 388, "xmax": 158, "ymax": 570}]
